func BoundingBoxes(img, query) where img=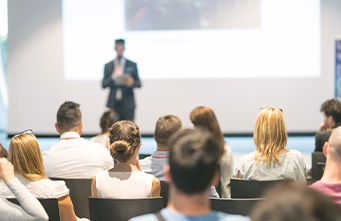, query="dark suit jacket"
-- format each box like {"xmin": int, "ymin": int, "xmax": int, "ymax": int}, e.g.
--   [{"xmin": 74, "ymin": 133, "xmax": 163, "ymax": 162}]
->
[{"xmin": 102, "ymin": 59, "xmax": 141, "ymax": 112}]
